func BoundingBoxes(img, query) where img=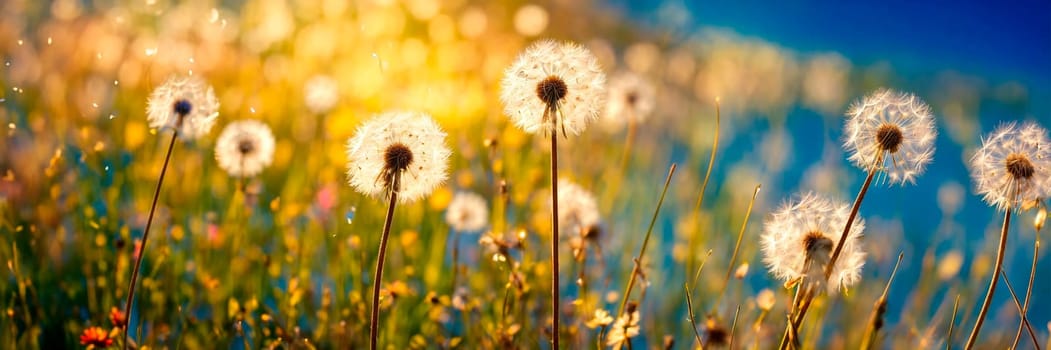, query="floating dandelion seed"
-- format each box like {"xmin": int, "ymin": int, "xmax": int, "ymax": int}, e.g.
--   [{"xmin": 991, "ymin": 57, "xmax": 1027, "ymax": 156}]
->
[
  {"xmin": 215, "ymin": 120, "xmax": 275, "ymax": 178},
  {"xmin": 761, "ymin": 192, "xmax": 866, "ymax": 293},
  {"xmin": 146, "ymin": 75, "xmax": 219, "ymax": 140},
  {"xmin": 969, "ymin": 122, "xmax": 1051, "ymax": 212},
  {"xmin": 843, "ymin": 88, "xmax": 936, "ymax": 185},
  {"xmin": 445, "ymin": 192, "xmax": 489, "ymax": 232},
  {"xmin": 500, "ymin": 39, "xmax": 606, "ymax": 136},
  {"xmin": 304, "ymin": 75, "xmax": 339, "ymax": 114},
  {"xmin": 553, "ymin": 178, "xmax": 600, "ymax": 235},
  {"xmin": 602, "ymin": 71, "xmax": 656, "ymax": 131},
  {"xmin": 346, "ymin": 111, "xmax": 450, "ymax": 203}
]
